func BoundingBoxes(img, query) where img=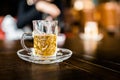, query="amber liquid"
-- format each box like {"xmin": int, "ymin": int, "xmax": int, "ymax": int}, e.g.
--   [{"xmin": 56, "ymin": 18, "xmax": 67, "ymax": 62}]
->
[{"xmin": 34, "ymin": 34, "xmax": 57, "ymax": 57}]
